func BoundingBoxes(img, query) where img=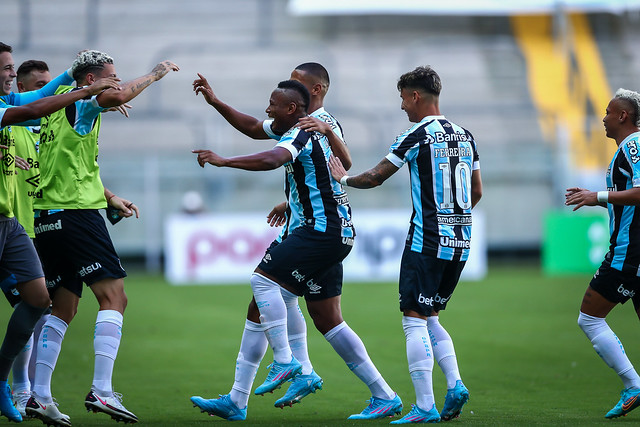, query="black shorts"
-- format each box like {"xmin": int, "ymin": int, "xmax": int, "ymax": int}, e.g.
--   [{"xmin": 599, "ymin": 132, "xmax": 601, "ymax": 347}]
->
[
  {"xmin": 398, "ymin": 247, "xmax": 465, "ymax": 316},
  {"xmin": 1, "ymin": 274, "xmax": 20, "ymax": 307},
  {"xmin": 257, "ymin": 226, "xmax": 352, "ymax": 301},
  {"xmin": 590, "ymin": 262, "xmax": 640, "ymax": 307},
  {"xmin": 34, "ymin": 209, "xmax": 126, "ymax": 297},
  {"xmin": 0, "ymin": 217, "xmax": 44, "ymax": 285}
]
